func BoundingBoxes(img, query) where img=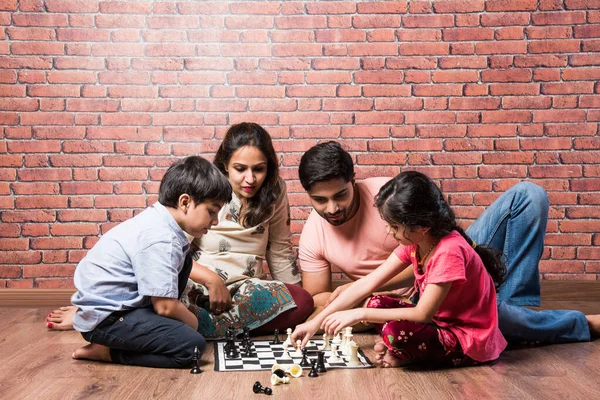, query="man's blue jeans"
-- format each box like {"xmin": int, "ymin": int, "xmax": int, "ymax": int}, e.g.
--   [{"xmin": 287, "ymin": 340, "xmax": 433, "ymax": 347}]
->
[{"xmin": 466, "ymin": 182, "xmax": 590, "ymax": 343}]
